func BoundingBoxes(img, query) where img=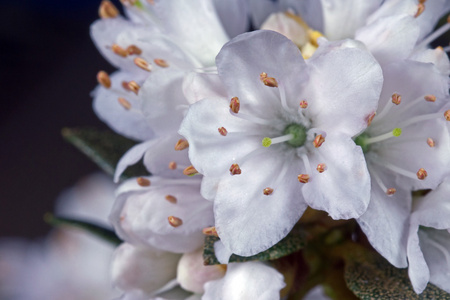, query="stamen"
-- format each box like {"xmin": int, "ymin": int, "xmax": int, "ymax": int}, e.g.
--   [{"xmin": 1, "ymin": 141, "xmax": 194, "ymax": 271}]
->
[
  {"xmin": 316, "ymin": 163, "xmax": 327, "ymax": 173},
  {"xmin": 134, "ymin": 57, "xmax": 152, "ymax": 71},
  {"xmin": 417, "ymin": 168, "xmax": 428, "ymax": 180},
  {"xmin": 297, "ymin": 174, "xmax": 310, "ymax": 183},
  {"xmin": 127, "ymin": 81, "xmax": 140, "ymax": 95},
  {"xmin": 364, "ymin": 128, "xmax": 402, "ymax": 145},
  {"xmin": 175, "ymin": 139, "xmax": 189, "ymax": 151},
  {"xmin": 399, "ymin": 111, "xmax": 449, "ymax": 128},
  {"xmin": 391, "ymin": 93, "xmax": 402, "ymax": 105},
  {"xmin": 229, "ymin": 97, "xmax": 240, "ymax": 113},
  {"xmin": 262, "ymin": 134, "xmax": 293, "ymax": 147},
  {"xmin": 367, "ymin": 112, "xmax": 376, "ymax": 126},
  {"xmin": 96, "ymin": 71, "xmax": 111, "ymax": 88},
  {"xmin": 154, "ymin": 59, "xmax": 169, "ymax": 68},
  {"xmin": 299, "ymin": 100, "xmax": 308, "ymax": 109},
  {"xmin": 218, "ymin": 127, "xmax": 228, "ymax": 136},
  {"xmin": 427, "ymin": 138, "xmax": 435, "ymax": 147},
  {"xmin": 168, "ymin": 161, "xmax": 177, "ymax": 170},
  {"xmin": 202, "ymin": 226, "xmax": 218, "ymax": 237},
  {"xmin": 229, "ymin": 164, "xmax": 242, "ymax": 175},
  {"xmin": 300, "ymin": 154, "xmax": 312, "ymax": 175},
  {"xmin": 99, "ymin": 0, "xmax": 119, "ymax": 18},
  {"xmin": 183, "ymin": 165, "xmax": 198, "ymax": 176},
  {"xmin": 168, "ymin": 216, "xmax": 183, "ymax": 227},
  {"xmin": 136, "ymin": 177, "xmax": 151, "ymax": 187},
  {"xmin": 165, "ymin": 195, "xmax": 177, "ymax": 204},
  {"xmin": 445, "ymin": 110, "xmax": 450, "ymax": 121},
  {"xmin": 313, "ymin": 134, "xmax": 325, "ymax": 148},
  {"xmin": 234, "ymin": 112, "xmax": 277, "ymax": 126},
  {"xmin": 414, "ymin": 3, "xmax": 425, "ymax": 18},
  {"xmin": 118, "ymin": 97, "xmax": 132, "ymax": 110},
  {"xmin": 126, "ymin": 45, "xmax": 142, "ymax": 55},
  {"xmin": 260, "ymin": 72, "xmax": 278, "ymax": 87},
  {"xmin": 417, "ymin": 15, "xmax": 450, "ymax": 47},
  {"xmin": 112, "ymin": 44, "xmax": 128, "ymax": 57},
  {"xmin": 278, "ymin": 83, "xmax": 291, "ymax": 112},
  {"xmin": 263, "ymin": 187, "xmax": 274, "ymax": 195},
  {"xmin": 424, "ymin": 94, "xmax": 436, "ymax": 102},
  {"xmin": 373, "ymin": 160, "xmax": 426, "ymax": 181},
  {"xmin": 386, "ymin": 188, "xmax": 396, "ymax": 195}
]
